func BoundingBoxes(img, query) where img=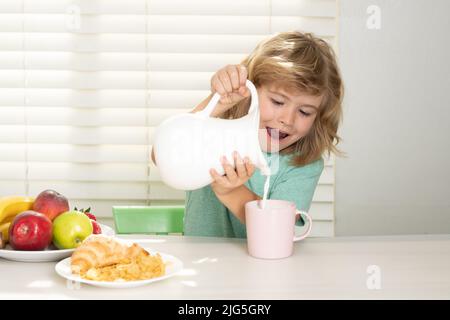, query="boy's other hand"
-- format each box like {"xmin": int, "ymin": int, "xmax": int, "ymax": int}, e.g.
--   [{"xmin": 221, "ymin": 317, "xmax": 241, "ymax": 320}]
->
[{"xmin": 209, "ymin": 151, "xmax": 255, "ymax": 196}]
